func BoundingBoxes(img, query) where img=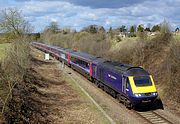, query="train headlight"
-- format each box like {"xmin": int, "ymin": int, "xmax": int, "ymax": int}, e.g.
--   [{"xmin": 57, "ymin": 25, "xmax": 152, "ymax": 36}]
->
[
  {"xmin": 134, "ymin": 93, "xmax": 142, "ymax": 97},
  {"xmin": 152, "ymin": 92, "xmax": 158, "ymax": 96}
]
